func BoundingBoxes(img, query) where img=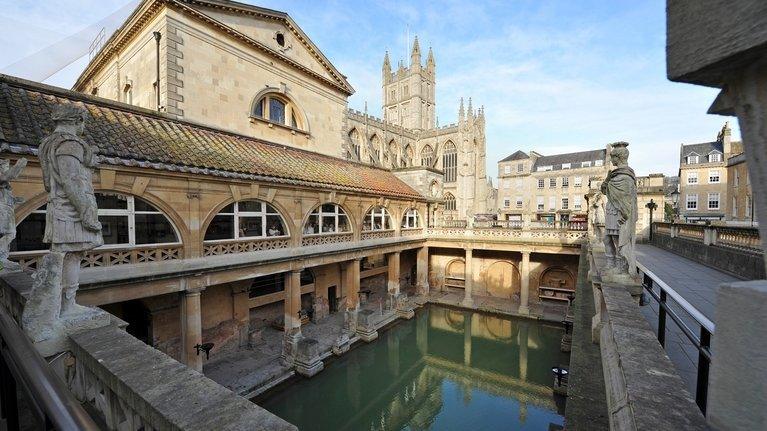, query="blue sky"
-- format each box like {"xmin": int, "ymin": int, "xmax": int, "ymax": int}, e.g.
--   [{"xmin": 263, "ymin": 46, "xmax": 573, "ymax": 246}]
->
[{"xmin": 0, "ymin": 0, "xmax": 739, "ymax": 180}]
